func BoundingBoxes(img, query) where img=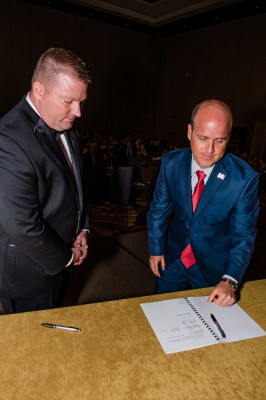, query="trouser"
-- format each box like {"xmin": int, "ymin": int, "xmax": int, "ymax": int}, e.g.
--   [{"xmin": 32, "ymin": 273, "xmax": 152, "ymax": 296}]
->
[
  {"xmin": 155, "ymin": 257, "xmax": 210, "ymax": 294},
  {"xmin": 0, "ymin": 282, "xmax": 66, "ymax": 314}
]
